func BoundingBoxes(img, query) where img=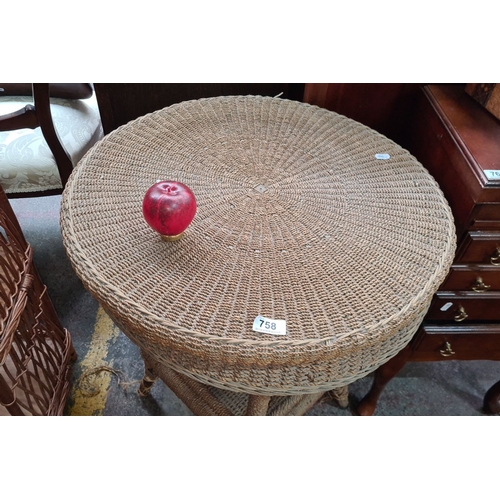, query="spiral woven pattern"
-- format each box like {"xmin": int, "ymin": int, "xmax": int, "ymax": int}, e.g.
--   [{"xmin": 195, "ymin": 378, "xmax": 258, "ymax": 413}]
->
[{"xmin": 61, "ymin": 95, "xmax": 456, "ymax": 394}]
